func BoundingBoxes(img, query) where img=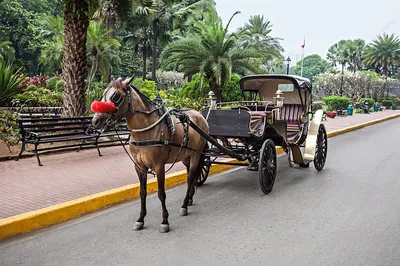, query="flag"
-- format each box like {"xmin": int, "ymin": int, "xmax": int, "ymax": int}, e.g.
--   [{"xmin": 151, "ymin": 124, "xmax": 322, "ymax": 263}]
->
[{"xmin": 301, "ymin": 38, "xmax": 305, "ymax": 49}]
